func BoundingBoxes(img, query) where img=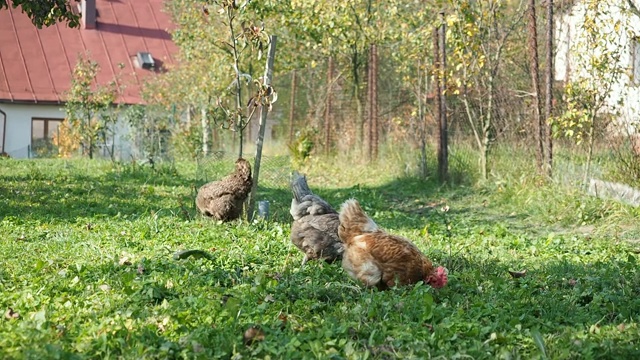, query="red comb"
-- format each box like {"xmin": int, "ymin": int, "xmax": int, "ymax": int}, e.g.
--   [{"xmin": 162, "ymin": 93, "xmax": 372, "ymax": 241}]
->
[{"xmin": 436, "ymin": 266, "xmax": 448, "ymax": 286}]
